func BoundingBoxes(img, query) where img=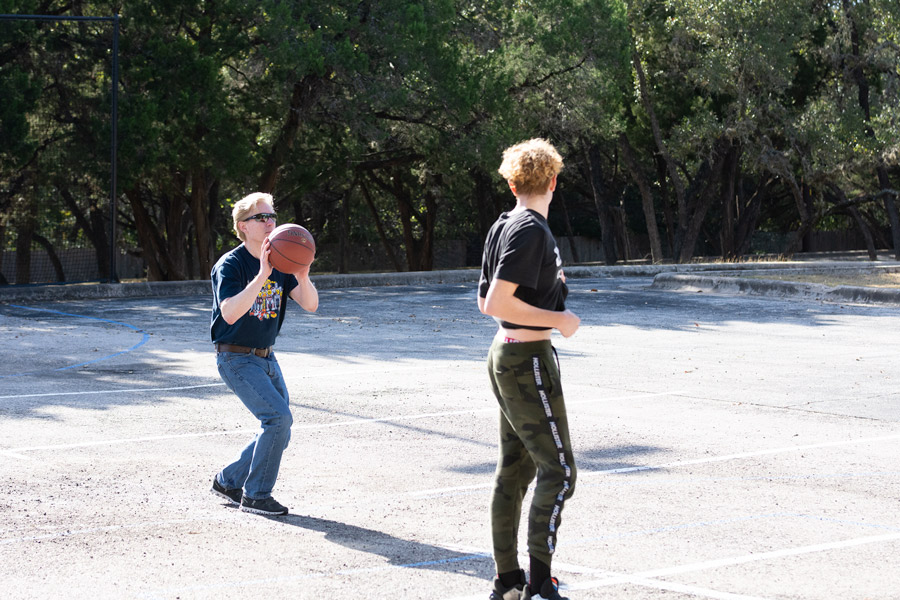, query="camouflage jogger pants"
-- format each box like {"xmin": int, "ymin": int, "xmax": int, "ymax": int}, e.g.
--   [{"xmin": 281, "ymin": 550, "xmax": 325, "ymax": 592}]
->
[{"xmin": 487, "ymin": 337, "xmax": 577, "ymax": 572}]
